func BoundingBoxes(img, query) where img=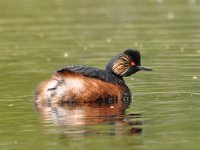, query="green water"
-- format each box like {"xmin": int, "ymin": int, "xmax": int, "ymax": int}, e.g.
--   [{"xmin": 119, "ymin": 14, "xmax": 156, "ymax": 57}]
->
[{"xmin": 0, "ymin": 0, "xmax": 200, "ymax": 149}]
